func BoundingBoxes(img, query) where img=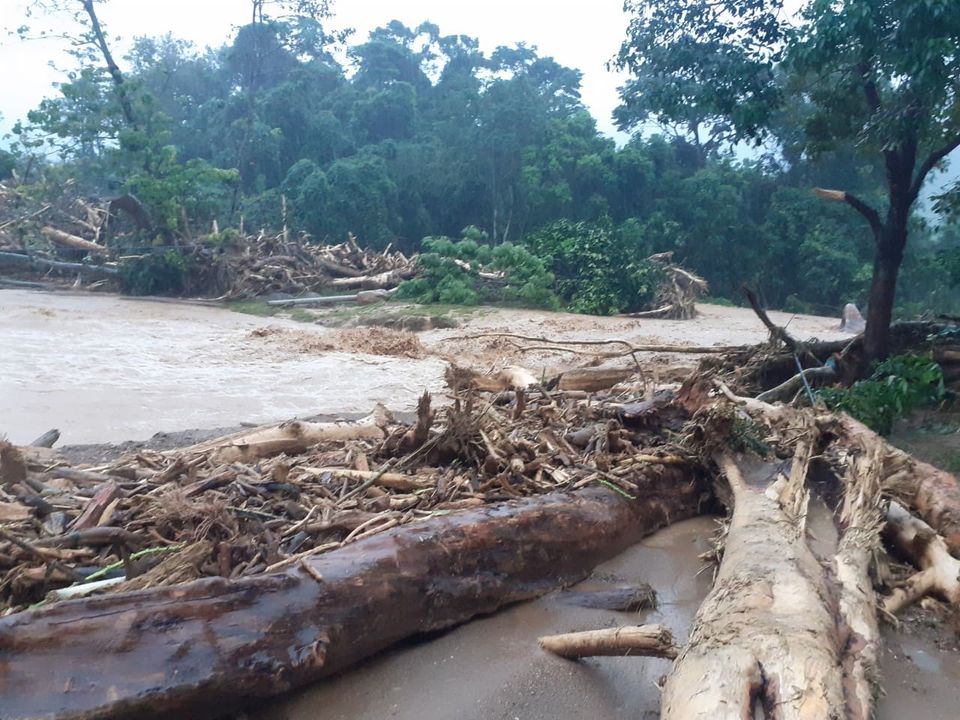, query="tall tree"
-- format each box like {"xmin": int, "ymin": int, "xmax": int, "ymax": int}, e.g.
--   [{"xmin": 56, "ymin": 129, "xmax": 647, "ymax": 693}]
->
[{"xmin": 617, "ymin": 0, "xmax": 960, "ymax": 361}]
